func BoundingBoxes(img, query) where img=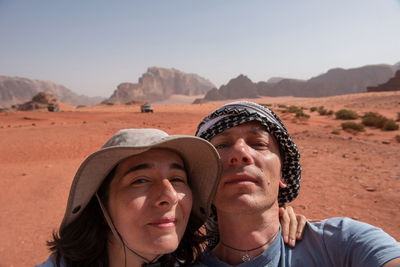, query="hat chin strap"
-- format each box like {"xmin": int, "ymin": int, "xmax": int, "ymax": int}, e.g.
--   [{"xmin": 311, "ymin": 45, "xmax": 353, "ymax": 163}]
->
[{"xmin": 95, "ymin": 193, "xmax": 162, "ymax": 267}]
